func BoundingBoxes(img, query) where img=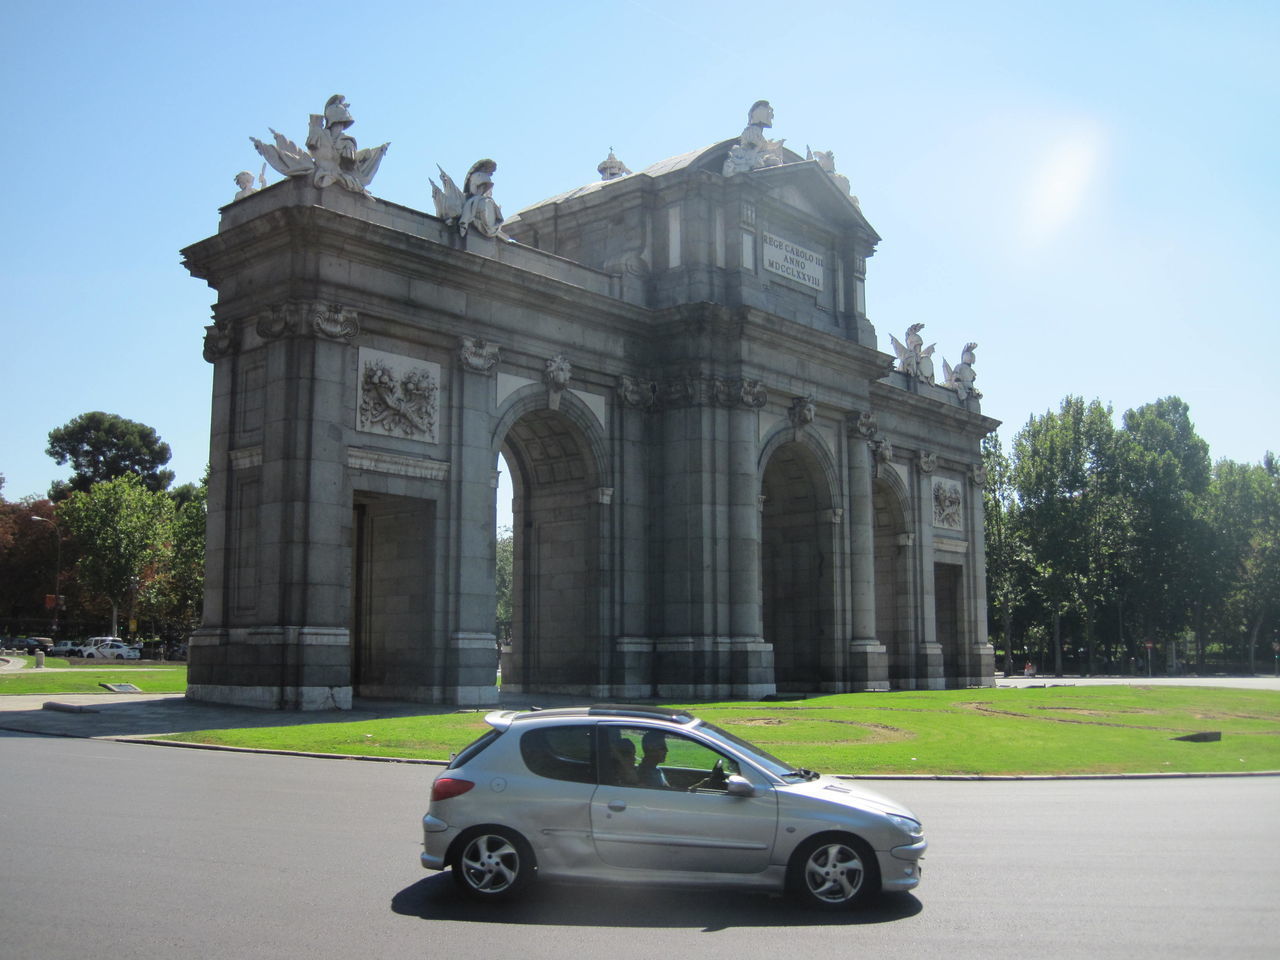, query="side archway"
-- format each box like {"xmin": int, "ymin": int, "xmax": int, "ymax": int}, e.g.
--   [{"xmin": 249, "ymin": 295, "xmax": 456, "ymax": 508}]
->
[{"xmin": 873, "ymin": 471, "xmax": 916, "ymax": 689}]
